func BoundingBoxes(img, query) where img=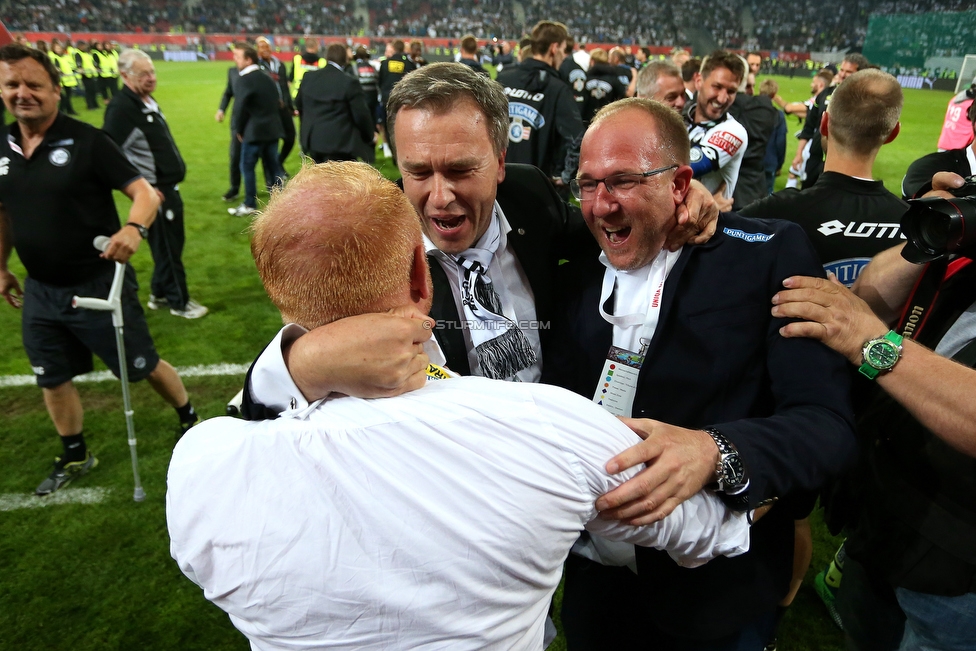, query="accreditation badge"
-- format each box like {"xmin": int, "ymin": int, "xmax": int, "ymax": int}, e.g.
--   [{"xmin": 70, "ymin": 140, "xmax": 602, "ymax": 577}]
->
[{"xmin": 592, "ymin": 345, "xmax": 645, "ymax": 417}]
